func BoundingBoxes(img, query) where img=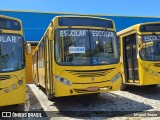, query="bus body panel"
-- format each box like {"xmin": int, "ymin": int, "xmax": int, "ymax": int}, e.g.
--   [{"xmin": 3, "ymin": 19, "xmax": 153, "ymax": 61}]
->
[
  {"xmin": 53, "ymin": 64, "xmax": 121, "ymax": 97},
  {"xmin": 0, "ymin": 84, "xmax": 26, "ymax": 106},
  {"xmin": 139, "ymin": 60, "xmax": 160, "ymax": 85},
  {"xmin": 54, "ymin": 76, "xmax": 121, "ymax": 97},
  {"xmin": 0, "ymin": 69, "xmax": 26, "ymax": 106}
]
